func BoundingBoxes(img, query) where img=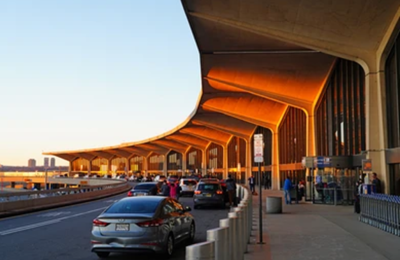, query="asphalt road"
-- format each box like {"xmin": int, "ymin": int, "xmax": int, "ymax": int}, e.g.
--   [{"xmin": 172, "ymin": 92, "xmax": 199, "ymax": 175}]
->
[{"xmin": 0, "ymin": 184, "xmax": 230, "ymax": 260}]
